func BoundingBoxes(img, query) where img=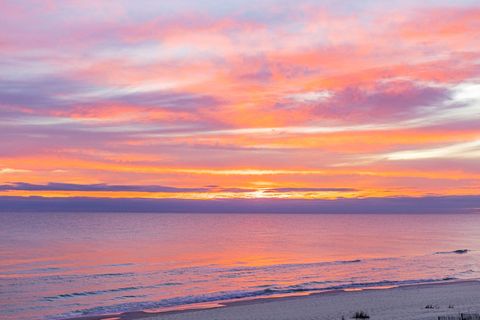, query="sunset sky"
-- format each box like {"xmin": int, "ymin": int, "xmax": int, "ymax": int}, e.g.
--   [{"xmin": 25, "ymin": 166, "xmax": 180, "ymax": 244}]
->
[{"xmin": 1, "ymin": 0, "xmax": 480, "ymax": 203}]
